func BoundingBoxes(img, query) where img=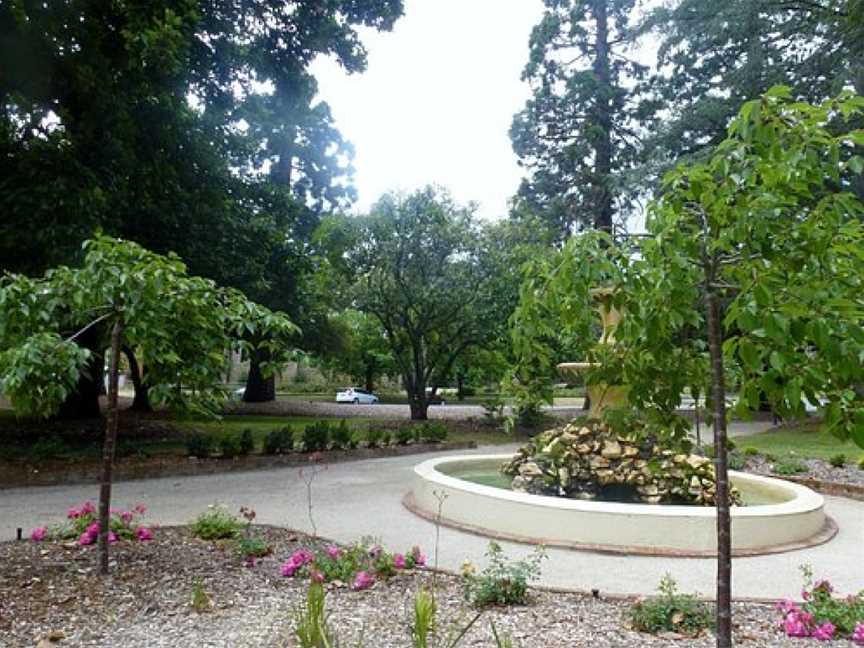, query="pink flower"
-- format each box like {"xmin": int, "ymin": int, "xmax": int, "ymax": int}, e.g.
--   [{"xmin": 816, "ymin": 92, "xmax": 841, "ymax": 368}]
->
[
  {"xmin": 310, "ymin": 569, "xmax": 325, "ymax": 584},
  {"xmin": 133, "ymin": 504, "xmax": 147, "ymax": 515},
  {"xmin": 281, "ymin": 561, "xmax": 299, "ymax": 577},
  {"xmin": 776, "ymin": 600, "xmax": 798, "ymax": 614},
  {"xmin": 393, "ymin": 553, "xmax": 406, "ymax": 569},
  {"xmin": 351, "ymin": 571, "xmax": 374, "ymax": 591},
  {"xmin": 107, "ymin": 531, "xmax": 118, "ymax": 544},
  {"xmin": 411, "ymin": 546, "xmax": 426, "ymax": 567},
  {"xmin": 120, "ymin": 511, "xmax": 134, "ymax": 524},
  {"xmin": 86, "ymin": 522, "xmax": 100, "ymax": 535},
  {"xmin": 324, "ymin": 546, "xmax": 341, "ymax": 560},
  {"xmin": 782, "ymin": 609, "xmax": 813, "ymax": 638},
  {"xmin": 852, "ymin": 622, "xmax": 864, "ymax": 645},
  {"xmin": 812, "ymin": 622, "xmax": 835, "ymax": 641},
  {"xmin": 81, "ymin": 501, "xmax": 96, "ymax": 515},
  {"xmin": 30, "ymin": 527, "xmax": 48, "ymax": 542},
  {"xmin": 290, "ymin": 549, "xmax": 314, "ymax": 566},
  {"xmin": 136, "ymin": 527, "xmax": 153, "ymax": 541},
  {"xmin": 67, "ymin": 507, "xmax": 81, "ymax": 519},
  {"xmin": 78, "ymin": 532, "xmax": 95, "ymax": 546}
]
